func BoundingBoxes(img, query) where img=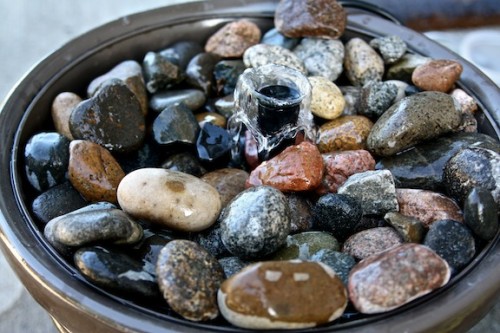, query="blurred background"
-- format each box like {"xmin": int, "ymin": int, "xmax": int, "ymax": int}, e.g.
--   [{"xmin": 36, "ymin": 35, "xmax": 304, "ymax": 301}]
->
[{"xmin": 0, "ymin": 0, "xmax": 498, "ymax": 332}]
